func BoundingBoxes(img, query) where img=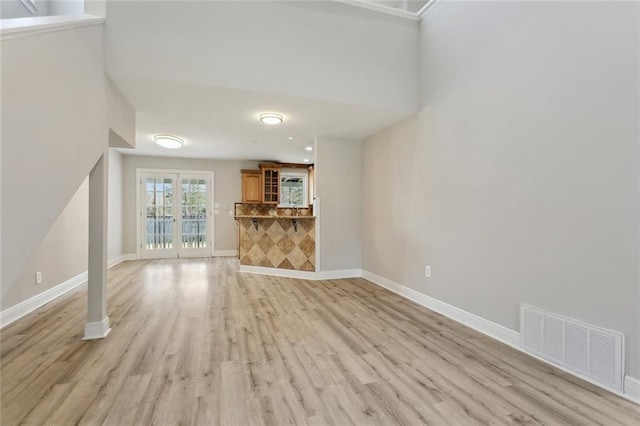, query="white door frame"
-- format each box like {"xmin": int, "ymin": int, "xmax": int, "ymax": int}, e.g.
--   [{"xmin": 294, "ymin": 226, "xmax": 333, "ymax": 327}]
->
[{"xmin": 136, "ymin": 169, "xmax": 215, "ymax": 259}]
